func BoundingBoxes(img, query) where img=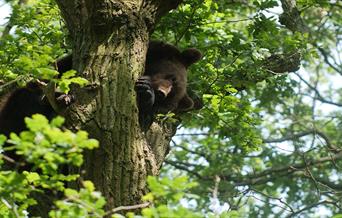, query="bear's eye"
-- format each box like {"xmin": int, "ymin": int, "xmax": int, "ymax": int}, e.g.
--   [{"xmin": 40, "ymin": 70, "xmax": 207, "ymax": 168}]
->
[{"xmin": 165, "ymin": 75, "xmax": 177, "ymax": 83}]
